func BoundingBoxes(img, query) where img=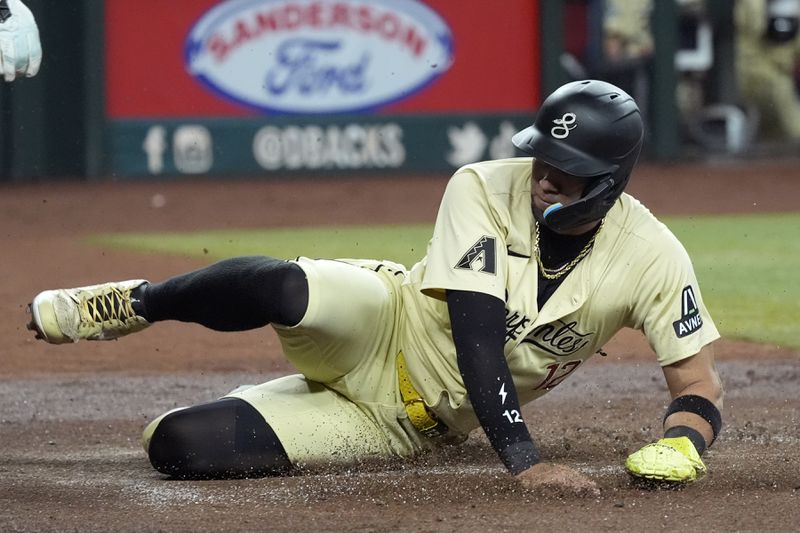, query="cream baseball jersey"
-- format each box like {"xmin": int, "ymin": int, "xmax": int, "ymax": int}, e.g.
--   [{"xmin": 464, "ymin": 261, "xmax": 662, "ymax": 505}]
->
[{"xmin": 398, "ymin": 157, "xmax": 719, "ymax": 434}]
